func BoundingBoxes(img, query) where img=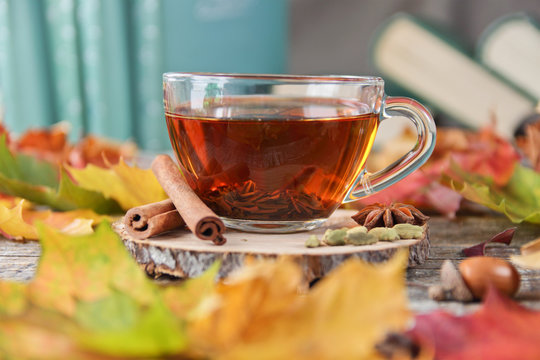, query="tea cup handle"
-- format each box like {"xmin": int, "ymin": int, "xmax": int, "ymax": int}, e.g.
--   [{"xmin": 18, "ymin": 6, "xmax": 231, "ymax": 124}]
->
[{"xmin": 343, "ymin": 96, "xmax": 436, "ymax": 202}]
